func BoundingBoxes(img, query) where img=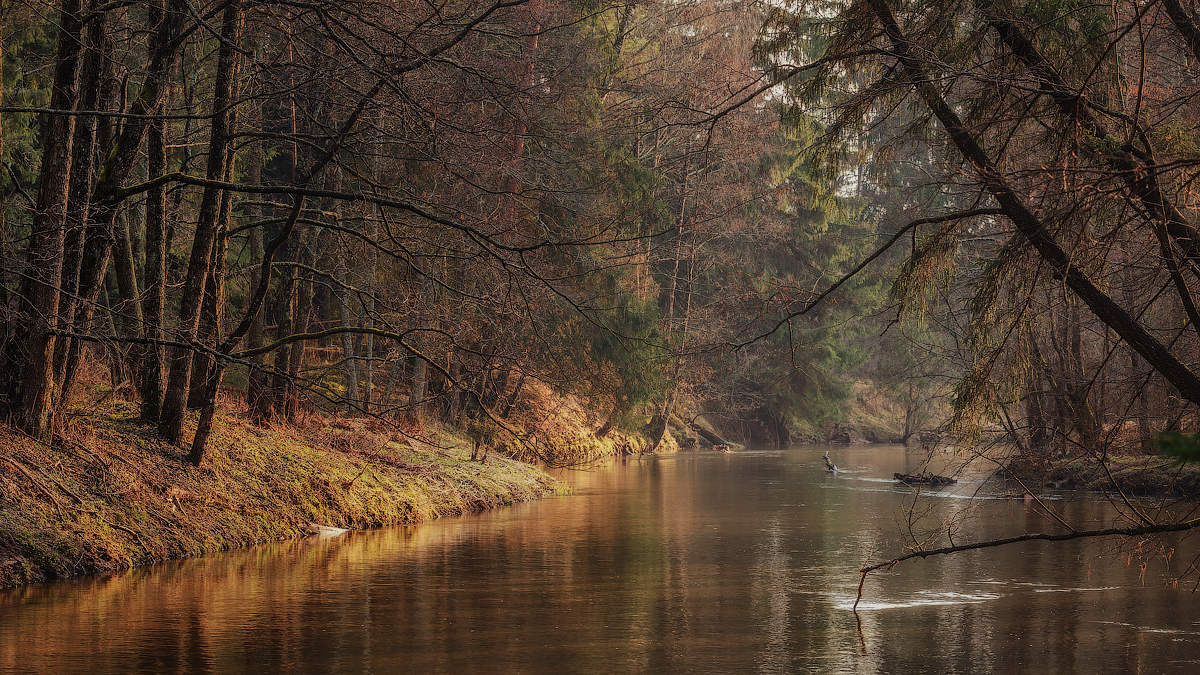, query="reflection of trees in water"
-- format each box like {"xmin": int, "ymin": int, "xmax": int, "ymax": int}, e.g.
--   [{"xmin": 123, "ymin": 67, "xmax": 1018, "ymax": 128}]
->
[{"xmin": 4, "ymin": 451, "xmax": 1200, "ymax": 671}]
